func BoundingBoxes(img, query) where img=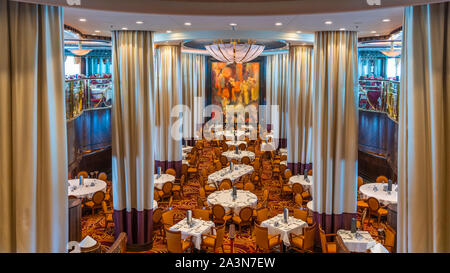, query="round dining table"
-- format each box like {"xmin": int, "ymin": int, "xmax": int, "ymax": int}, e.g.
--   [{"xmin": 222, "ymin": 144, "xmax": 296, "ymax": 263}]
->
[
  {"xmin": 222, "ymin": 150, "xmax": 255, "ymax": 162},
  {"xmin": 153, "ymin": 174, "xmax": 176, "ymax": 190},
  {"xmin": 289, "ymin": 175, "xmax": 313, "ymax": 192},
  {"xmin": 68, "ymin": 179, "xmax": 107, "ymax": 199},
  {"xmin": 207, "ymin": 189, "xmax": 258, "ymax": 216},
  {"xmin": 225, "ymin": 140, "xmax": 247, "ymax": 147},
  {"xmin": 260, "ymin": 142, "xmax": 276, "ymax": 151},
  {"xmin": 359, "ymin": 183, "xmax": 398, "ymax": 205},
  {"xmin": 307, "ymin": 201, "xmax": 314, "ymax": 211}
]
